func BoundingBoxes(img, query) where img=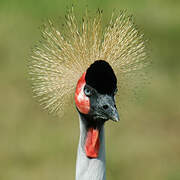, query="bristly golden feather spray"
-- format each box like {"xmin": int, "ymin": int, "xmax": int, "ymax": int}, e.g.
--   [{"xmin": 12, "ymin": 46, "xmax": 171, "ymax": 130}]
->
[{"xmin": 28, "ymin": 8, "xmax": 151, "ymax": 117}]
